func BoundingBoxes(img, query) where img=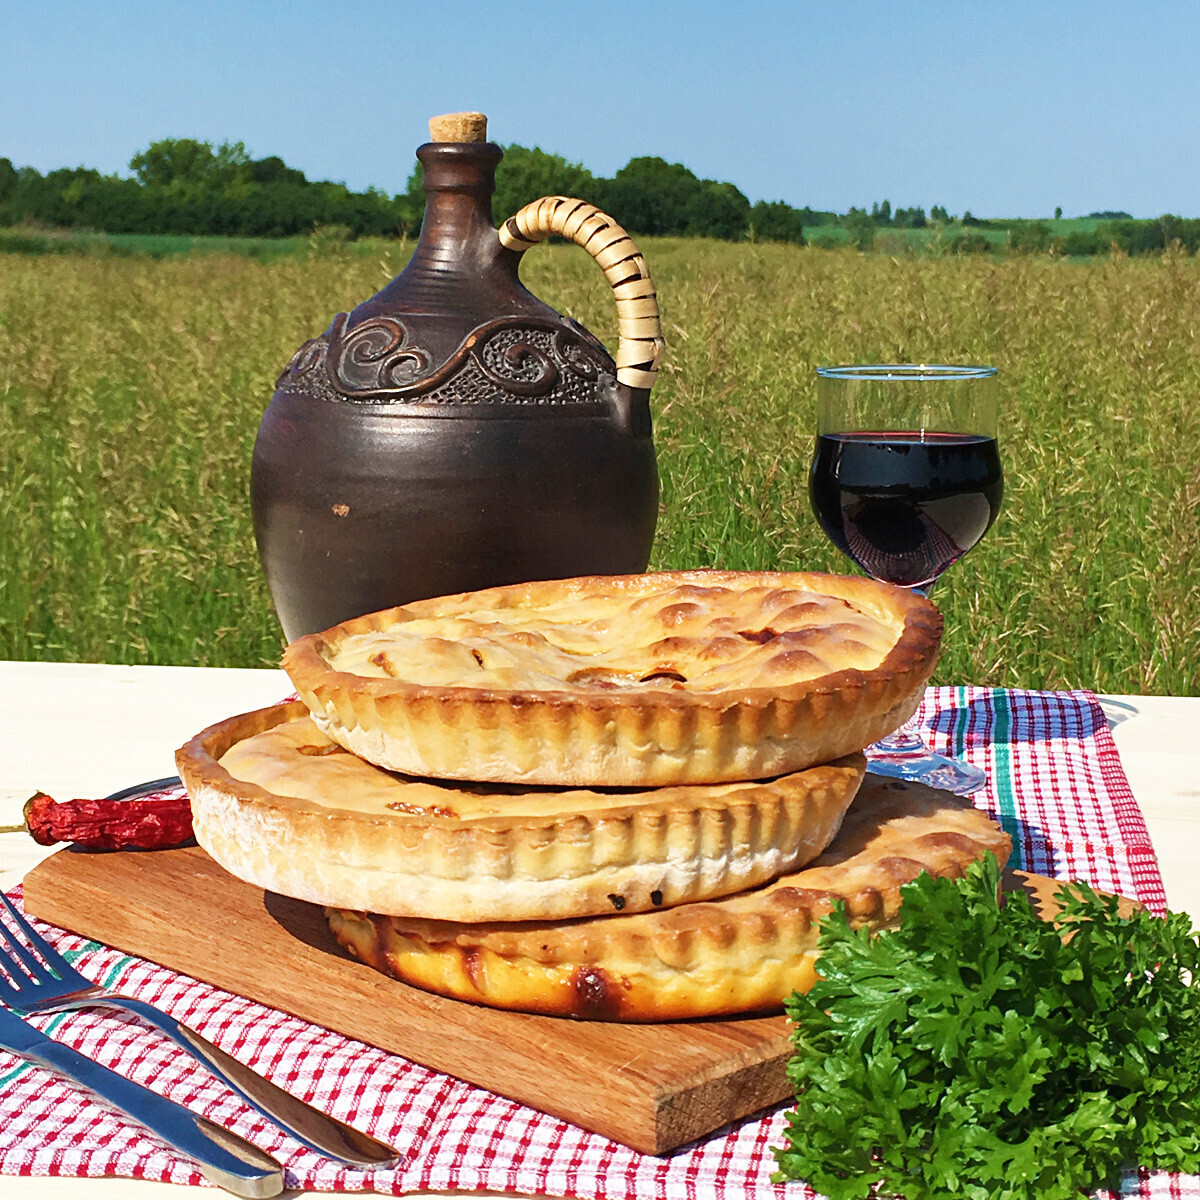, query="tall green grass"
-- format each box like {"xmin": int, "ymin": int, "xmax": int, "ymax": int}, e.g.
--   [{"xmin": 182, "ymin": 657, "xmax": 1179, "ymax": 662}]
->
[{"xmin": 1, "ymin": 241, "xmax": 1196, "ymax": 694}]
